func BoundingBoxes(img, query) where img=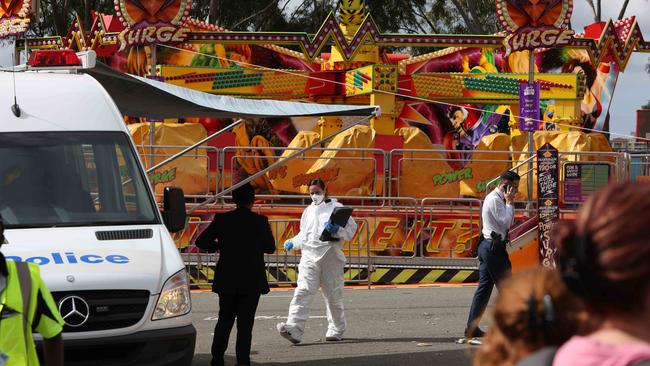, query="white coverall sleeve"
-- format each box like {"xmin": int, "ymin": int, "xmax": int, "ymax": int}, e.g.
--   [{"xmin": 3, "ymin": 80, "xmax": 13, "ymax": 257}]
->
[
  {"xmin": 291, "ymin": 207, "xmax": 309, "ymax": 250},
  {"xmin": 335, "ymin": 215, "xmax": 358, "ymax": 242},
  {"xmin": 490, "ymin": 195, "xmax": 514, "ymax": 232}
]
